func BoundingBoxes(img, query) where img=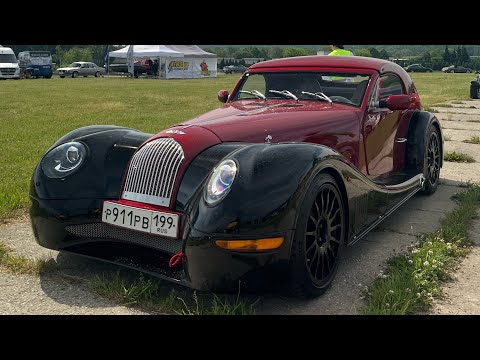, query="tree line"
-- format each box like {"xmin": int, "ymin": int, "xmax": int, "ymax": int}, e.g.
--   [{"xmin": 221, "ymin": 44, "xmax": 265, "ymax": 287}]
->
[{"xmin": 4, "ymin": 45, "xmax": 480, "ymax": 71}]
